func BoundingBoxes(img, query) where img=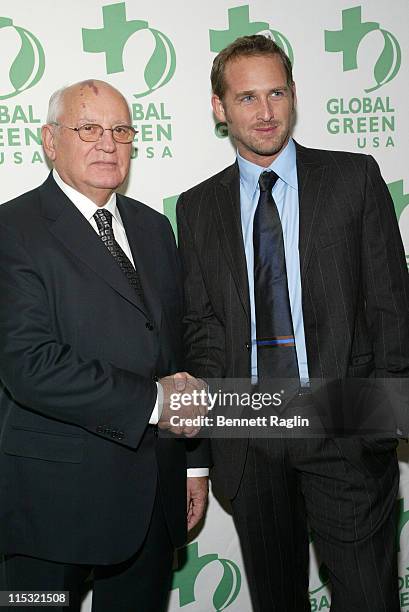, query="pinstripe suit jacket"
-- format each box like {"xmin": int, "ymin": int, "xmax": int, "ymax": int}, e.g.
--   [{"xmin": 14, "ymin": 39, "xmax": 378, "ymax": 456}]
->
[{"xmin": 177, "ymin": 142, "xmax": 409, "ymax": 499}]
